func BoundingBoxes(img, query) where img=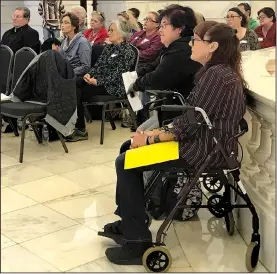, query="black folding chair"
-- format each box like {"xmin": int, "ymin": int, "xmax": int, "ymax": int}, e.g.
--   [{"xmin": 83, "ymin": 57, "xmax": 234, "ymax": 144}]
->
[
  {"xmin": 1, "ymin": 102, "xmax": 68, "ymax": 163},
  {"xmin": 0, "ymin": 45, "xmax": 13, "ymax": 95},
  {"xmin": 11, "ymin": 47, "xmax": 37, "ymax": 92},
  {"xmin": 83, "ymin": 44, "xmax": 139, "ymax": 145}
]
